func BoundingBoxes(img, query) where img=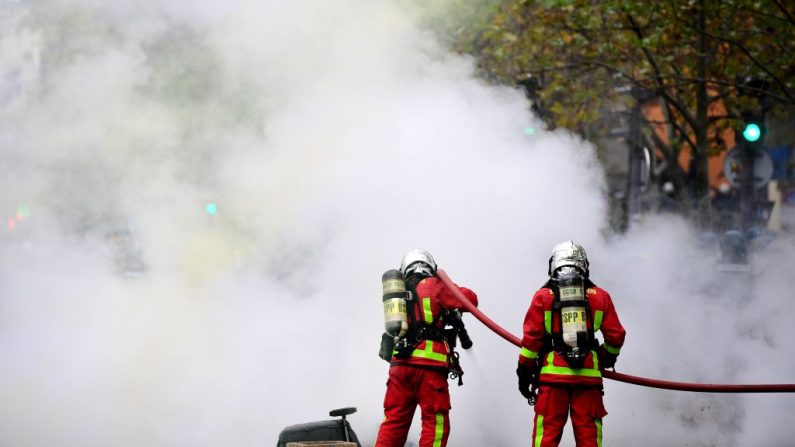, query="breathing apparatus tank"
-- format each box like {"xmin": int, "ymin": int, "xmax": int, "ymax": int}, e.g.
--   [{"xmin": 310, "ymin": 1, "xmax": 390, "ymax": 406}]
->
[
  {"xmin": 554, "ymin": 268, "xmax": 591, "ymax": 367},
  {"xmin": 382, "ymin": 269, "xmax": 409, "ymax": 338},
  {"xmin": 379, "ymin": 269, "xmax": 410, "ymax": 361}
]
